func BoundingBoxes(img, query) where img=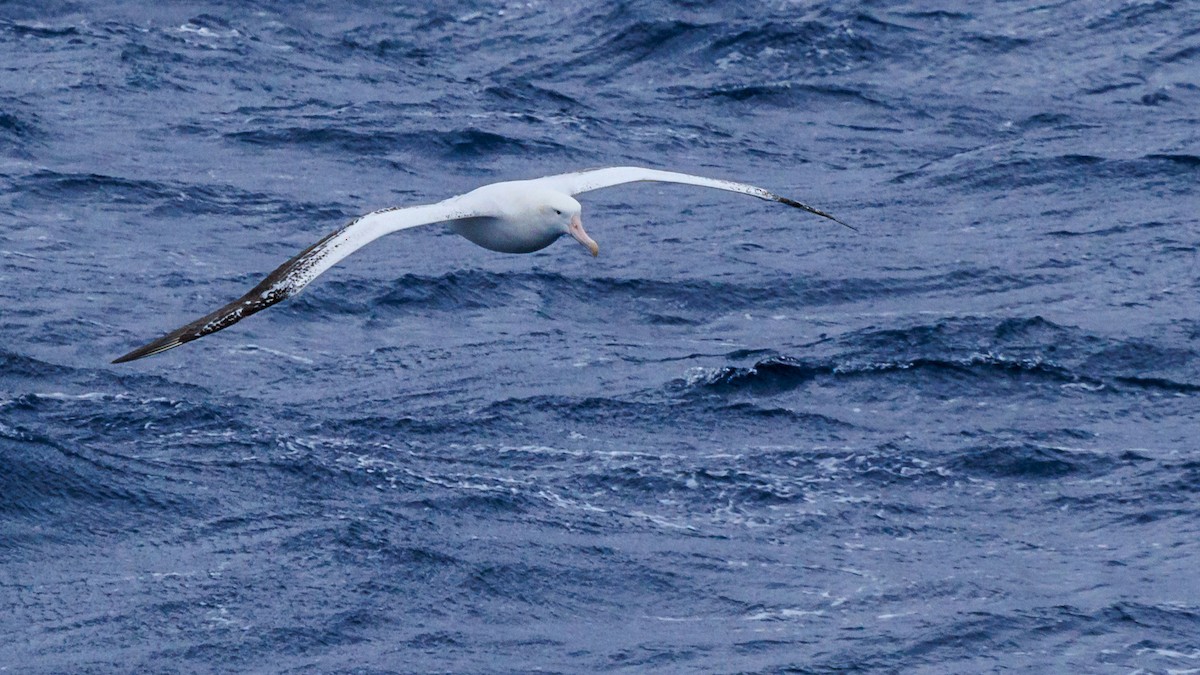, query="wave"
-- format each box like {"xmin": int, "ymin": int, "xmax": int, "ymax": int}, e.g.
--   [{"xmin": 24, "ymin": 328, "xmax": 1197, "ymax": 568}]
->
[
  {"xmin": 0, "ymin": 110, "xmax": 36, "ymax": 139},
  {"xmin": 686, "ymin": 352, "xmax": 1097, "ymax": 397},
  {"xmin": 286, "ymin": 267, "xmax": 1055, "ymax": 320},
  {"xmin": 521, "ymin": 7, "xmax": 887, "ymax": 87},
  {"xmin": 0, "ymin": 413, "xmax": 206, "ymax": 552},
  {"xmin": 0, "ymin": 350, "xmax": 231, "ymax": 432},
  {"xmin": 0, "ymin": 350, "xmax": 76, "ymax": 379},
  {"xmin": 683, "ymin": 82, "xmax": 889, "ymax": 108},
  {"xmin": 472, "ymin": 394, "xmax": 851, "ymax": 436},
  {"xmin": 0, "ymin": 100, "xmax": 41, "ymax": 158},
  {"xmin": 899, "ymin": 153, "xmax": 1200, "ymax": 191},
  {"xmin": 224, "ymin": 126, "xmax": 578, "ymax": 160},
  {"xmin": 1085, "ymin": 1, "xmax": 1179, "ymax": 31},
  {"xmin": 947, "ymin": 443, "xmax": 1111, "ymax": 479},
  {"xmin": 1046, "ymin": 221, "xmax": 1171, "ymax": 238},
  {"xmin": 678, "ymin": 316, "xmax": 1199, "ymax": 397},
  {"xmin": 11, "ymin": 169, "xmax": 344, "ymax": 222},
  {"xmin": 0, "ymin": 19, "xmax": 81, "ymax": 39},
  {"xmin": 483, "ymin": 80, "xmax": 583, "ymax": 109}
]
